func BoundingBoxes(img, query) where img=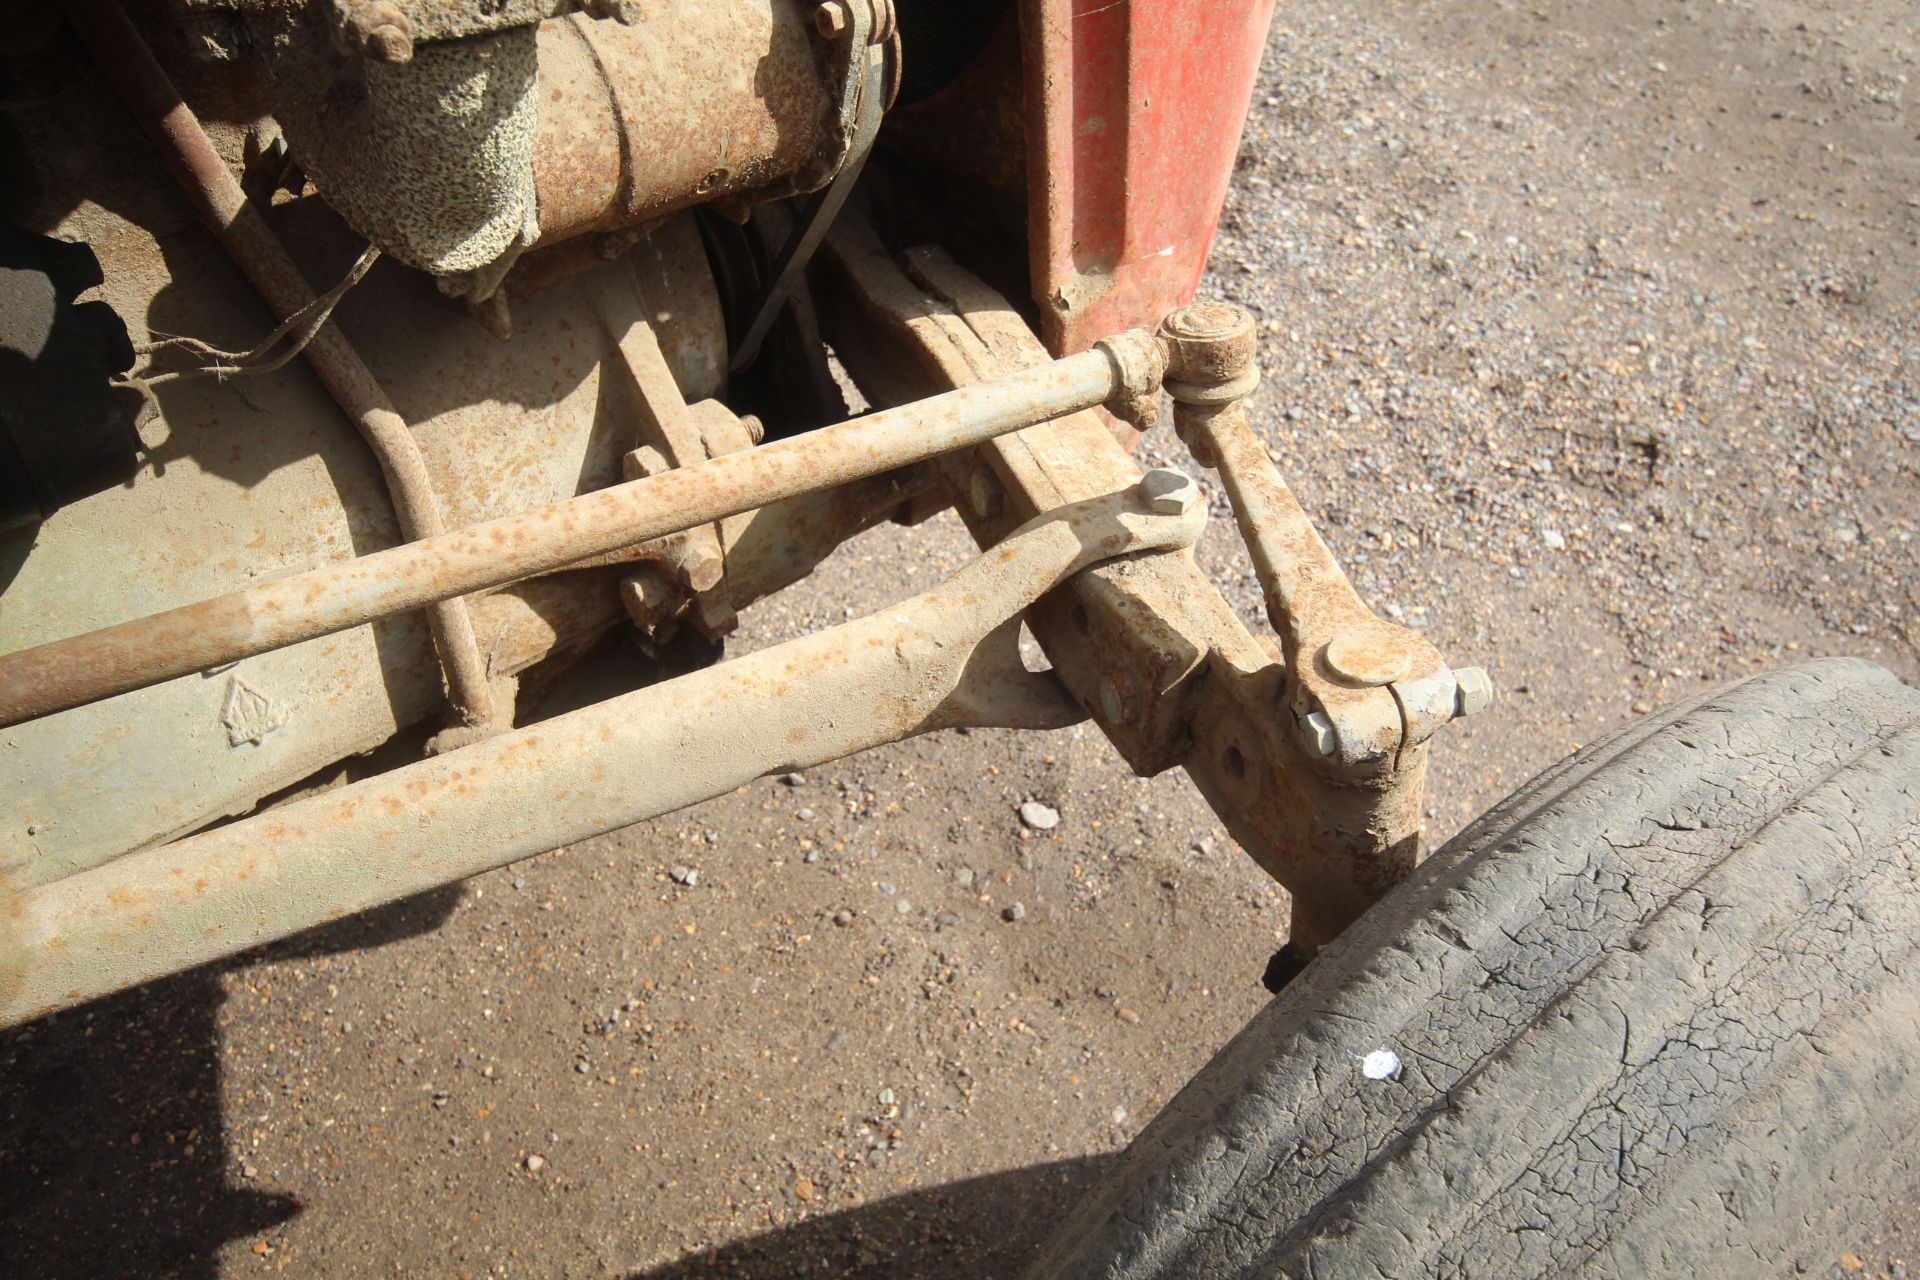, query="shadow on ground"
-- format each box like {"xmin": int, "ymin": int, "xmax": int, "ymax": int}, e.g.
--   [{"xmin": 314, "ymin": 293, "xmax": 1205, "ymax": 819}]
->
[
  {"xmin": 625, "ymin": 1155, "xmax": 1108, "ymax": 1280},
  {"xmin": 0, "ymin": 886, "xmax": 463, "ymax": 1279}
]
